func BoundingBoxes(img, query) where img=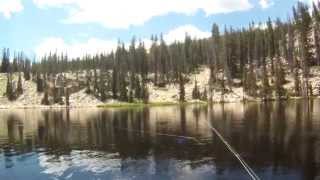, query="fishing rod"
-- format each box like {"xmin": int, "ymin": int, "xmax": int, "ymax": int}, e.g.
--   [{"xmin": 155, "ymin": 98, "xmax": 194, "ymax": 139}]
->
[{"xmin": 207, "ymin": 119, "xmax": 261, "ymax": 180}]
